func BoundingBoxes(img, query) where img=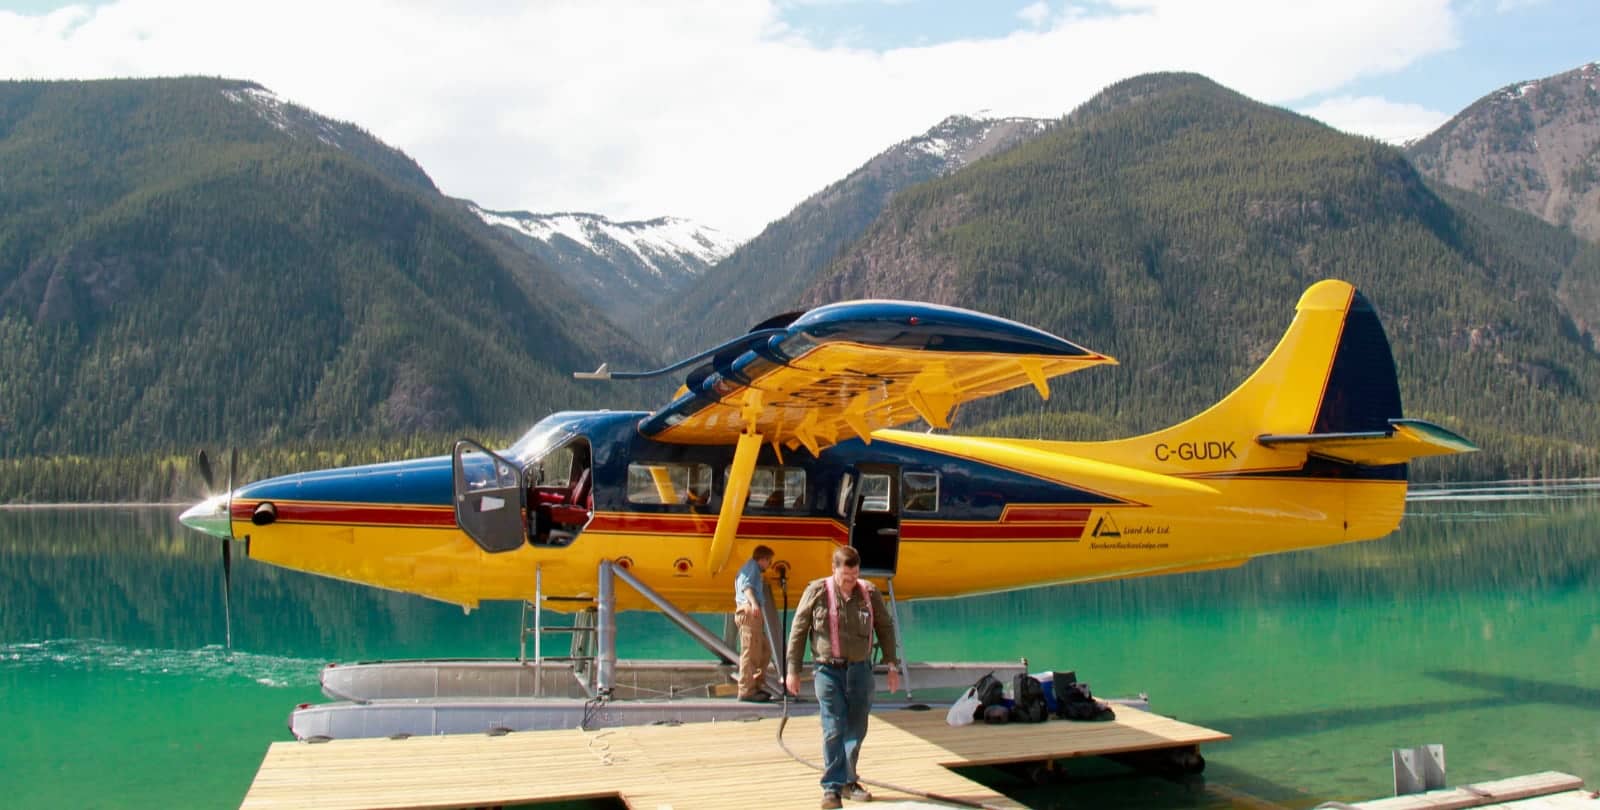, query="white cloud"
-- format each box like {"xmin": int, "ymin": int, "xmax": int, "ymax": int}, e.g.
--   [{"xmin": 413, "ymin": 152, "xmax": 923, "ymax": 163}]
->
[
  {"xmin": 1018, "ymin": 1, "xmax": 1051, "ymax": 28},
  {"xmin": 1296, "ymin": 95, "xmax": 1453, "ymax": 145},
  {"xmin": 0, "ymin": 0, "xmax": 1462, "ymax": 238}
]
